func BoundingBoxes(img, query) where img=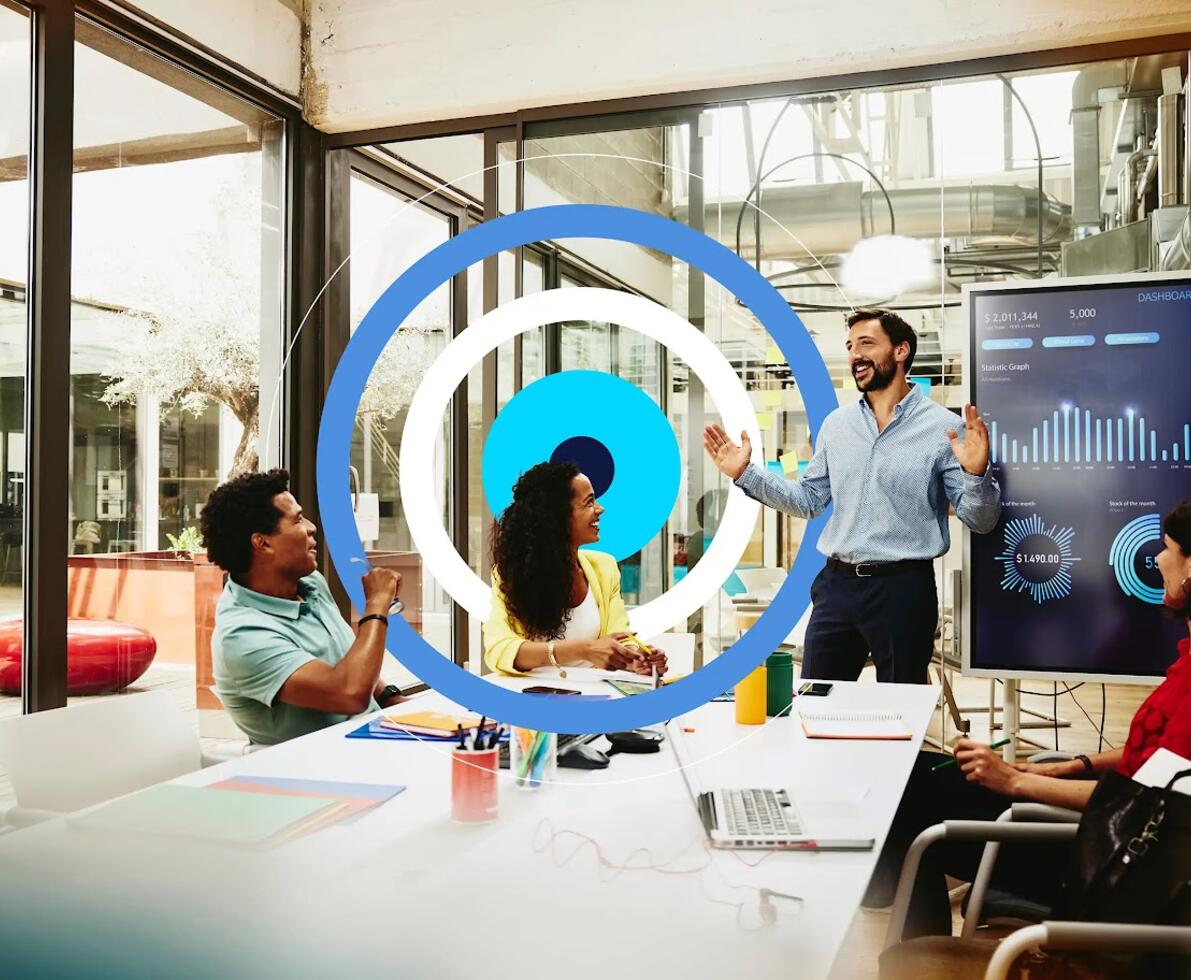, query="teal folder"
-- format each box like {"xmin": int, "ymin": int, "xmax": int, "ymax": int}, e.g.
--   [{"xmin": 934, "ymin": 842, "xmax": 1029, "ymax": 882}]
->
[{"xmin": 72, "ymin": 783, "xmax": 337, "ymax": 846}]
